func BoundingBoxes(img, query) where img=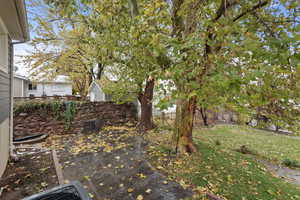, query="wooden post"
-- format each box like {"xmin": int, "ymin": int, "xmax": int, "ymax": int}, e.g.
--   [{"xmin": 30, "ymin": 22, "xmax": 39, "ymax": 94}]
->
[{"xmin": 52, "ymin": 150, "xmax": 64, "ymax": 185}]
